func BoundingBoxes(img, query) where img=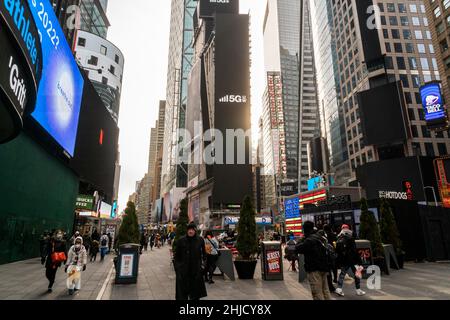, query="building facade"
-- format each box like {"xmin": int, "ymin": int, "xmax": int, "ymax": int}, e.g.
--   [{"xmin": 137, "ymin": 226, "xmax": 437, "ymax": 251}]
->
[
  {"xmin": 329, "ymin": 0, "xmax": 450, "ymax": 185},
  {"xmin": 262, "ymin": 0, "xmax": 320, "ymax": 197},
  {"xmin": 161, "ymin": 0, "xmax": 198, "ymax": 196},
  {"xmin": 310, "ymin": 0, "xmax": 350, "ymax": 186},
  {"xmin": 424, "ymin": 0, "xmax": 450, "ymax": 108},
  {"xmin": 74, "ymin": 30, "xmax": 124, "ymax": 123}
]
